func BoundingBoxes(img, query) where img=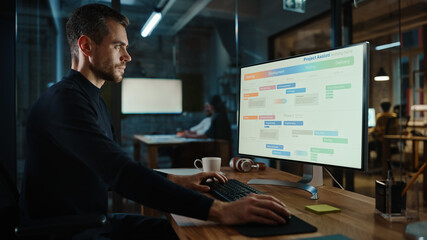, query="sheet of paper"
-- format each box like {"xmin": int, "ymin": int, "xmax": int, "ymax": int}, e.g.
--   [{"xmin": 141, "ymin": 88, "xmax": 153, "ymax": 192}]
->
[{"xmin": 155, "ymin": 168, "xmax": 201, "ymax": 175}]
